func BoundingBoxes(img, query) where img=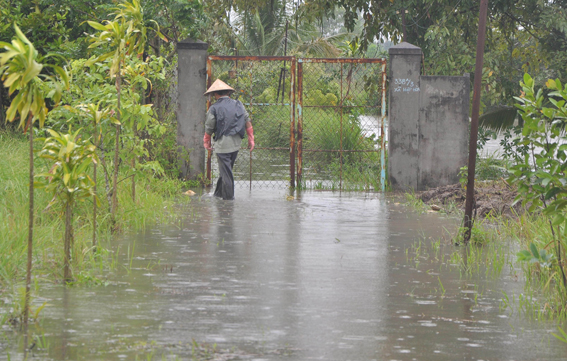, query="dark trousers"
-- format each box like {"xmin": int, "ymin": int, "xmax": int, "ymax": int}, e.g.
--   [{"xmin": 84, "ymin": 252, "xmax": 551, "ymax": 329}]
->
[{"xmin": 214, "ymin": 151, "xmax": 239, "ymax": 200}]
